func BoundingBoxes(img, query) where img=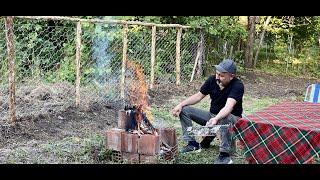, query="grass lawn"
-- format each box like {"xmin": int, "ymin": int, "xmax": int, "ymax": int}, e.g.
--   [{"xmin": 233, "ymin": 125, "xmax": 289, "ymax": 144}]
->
[{"xmin": 151, "ymin": 95, "xmax": 282, "ymax": 164}]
